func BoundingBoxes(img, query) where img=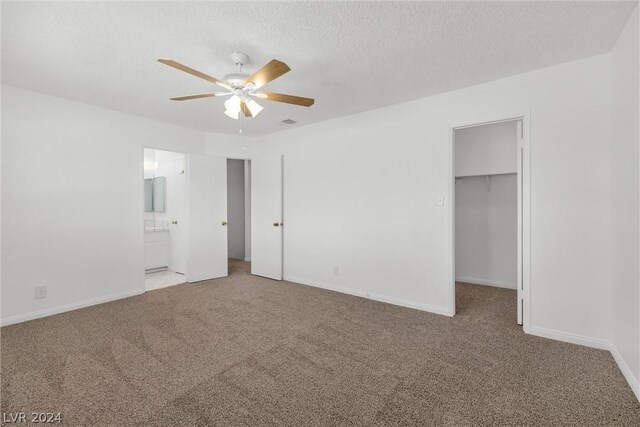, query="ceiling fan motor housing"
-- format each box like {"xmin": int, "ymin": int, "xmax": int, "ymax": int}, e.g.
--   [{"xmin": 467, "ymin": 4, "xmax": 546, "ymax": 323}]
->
[
  {"xmin": 225, "ymin": 52, "xmax": 252, "ymax": 87},
  {"xmin": 230, "ymin": 51, "xmax": 249, "ymax": 67},
  {"xmin": 223, "ymin": 72, "xmax": 250, "ymax": 86}
]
